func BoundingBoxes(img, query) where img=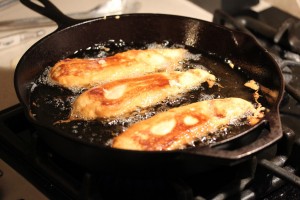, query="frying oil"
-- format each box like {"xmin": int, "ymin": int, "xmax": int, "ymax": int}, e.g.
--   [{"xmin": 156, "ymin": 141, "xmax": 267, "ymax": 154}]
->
[{"xmin": 29, "ymin": 40, "xmax": 260, "ymax": 147}]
